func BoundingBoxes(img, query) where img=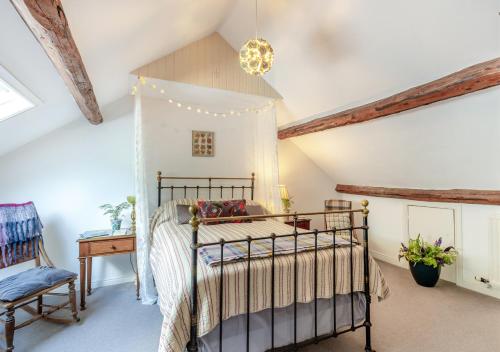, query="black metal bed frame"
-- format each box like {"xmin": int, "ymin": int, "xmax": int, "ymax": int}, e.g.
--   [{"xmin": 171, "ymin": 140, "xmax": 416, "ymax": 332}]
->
[{"xmin": 156, "ymin": 172, "xmax": 373, "ymax": 352}]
